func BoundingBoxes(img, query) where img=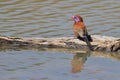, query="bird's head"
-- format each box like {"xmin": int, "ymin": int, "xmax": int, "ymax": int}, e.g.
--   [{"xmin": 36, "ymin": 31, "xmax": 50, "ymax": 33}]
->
[{"xmin": 72, "ymin": 15, "xmax": 83, "ymax": 22}]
